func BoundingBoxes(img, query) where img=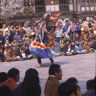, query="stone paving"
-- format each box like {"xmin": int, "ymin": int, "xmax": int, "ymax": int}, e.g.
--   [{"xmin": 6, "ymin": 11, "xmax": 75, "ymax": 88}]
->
[{"xmin": 0, "ymin": 53, "xmax": 95, "ymax": 95}]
